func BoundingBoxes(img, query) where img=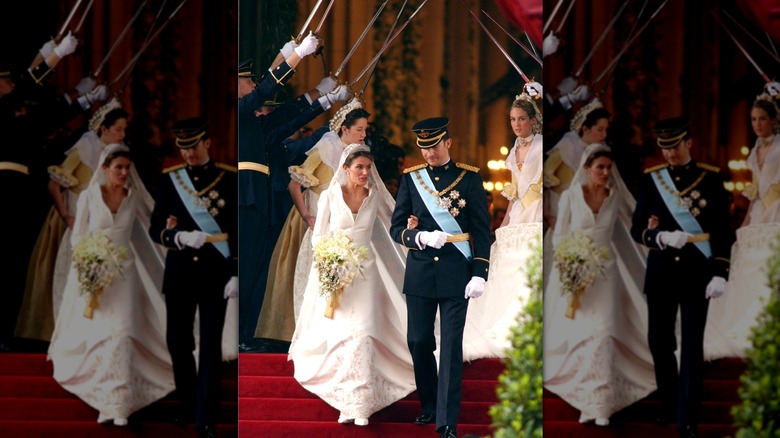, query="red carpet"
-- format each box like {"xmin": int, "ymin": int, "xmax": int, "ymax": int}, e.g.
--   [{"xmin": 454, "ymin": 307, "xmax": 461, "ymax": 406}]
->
[
  {"xmin": 238, "ymin": 353, "xmax": 503, "ymax": 437},
  {"xmin": 0, "ymin": 353, "xmax": 237, "ymax": 437},
  {"xmin": 543, "ymin": 358, "xmax": 745, "ymax": 438}
]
